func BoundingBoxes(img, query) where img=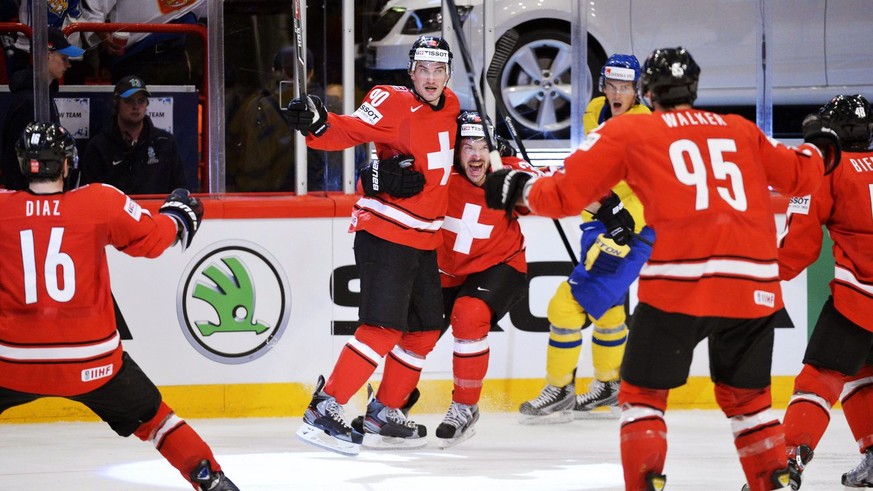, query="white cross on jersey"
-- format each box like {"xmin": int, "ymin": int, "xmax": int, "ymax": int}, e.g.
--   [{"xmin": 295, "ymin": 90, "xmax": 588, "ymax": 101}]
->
[
  {"xmin": 428, "ymin": 130, "xmax": 454, "ymax": 185},
  {"xmin": 442, "ymin": 203, "xmax": 494, "ymax": 254}
]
